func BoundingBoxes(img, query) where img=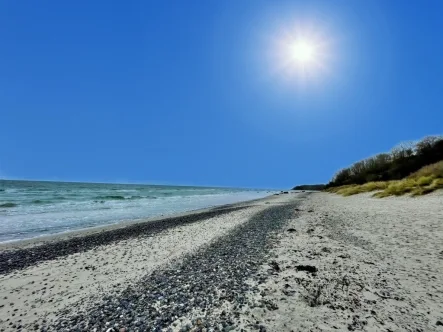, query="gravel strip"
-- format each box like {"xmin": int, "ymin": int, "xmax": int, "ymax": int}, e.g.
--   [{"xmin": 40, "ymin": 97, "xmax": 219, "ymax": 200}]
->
[
  {"xmin": 0, "ymin": 206, "xmax": 250, "ymax": 275},
  {"xmin": 229, "ymin": 192, "xmax": 443, "ymax": 331},
  {"xmin": 47, "ymin": 196, "xmax": 305, "ymax": 331}
]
